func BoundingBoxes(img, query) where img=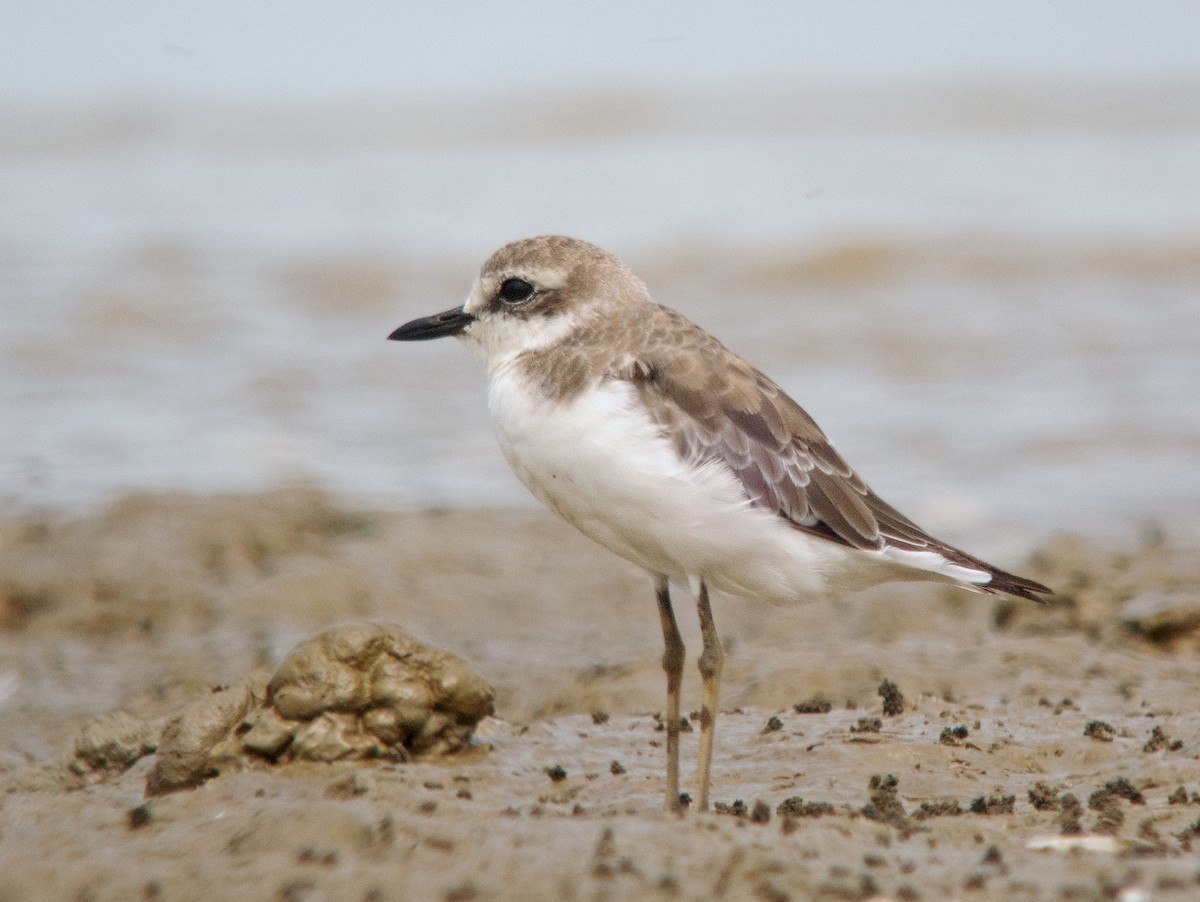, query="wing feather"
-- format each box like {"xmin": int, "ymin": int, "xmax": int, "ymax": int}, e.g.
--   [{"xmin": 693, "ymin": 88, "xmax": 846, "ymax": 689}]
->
[{"xmin": 622, "ymin": 306, "xmax": 1053, "ymax": 602}]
